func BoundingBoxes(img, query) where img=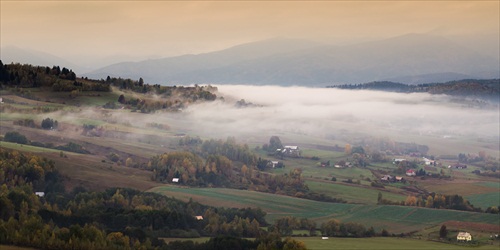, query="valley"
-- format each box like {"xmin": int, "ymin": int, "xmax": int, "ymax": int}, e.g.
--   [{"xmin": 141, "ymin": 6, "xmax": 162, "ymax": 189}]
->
[{"xmin": 0, "ymin": 63, "xmax": 498, "ymax": 249}]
